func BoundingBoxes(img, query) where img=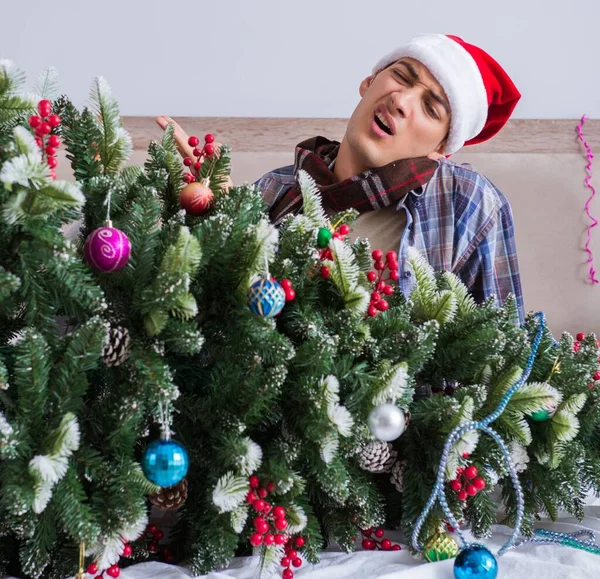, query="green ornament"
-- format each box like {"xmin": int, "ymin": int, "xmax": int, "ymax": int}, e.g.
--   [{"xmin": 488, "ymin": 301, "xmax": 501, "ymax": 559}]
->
[
  {"xmin": 423, "ymin": 532, "xmax": 459, "ymax": 562},
  {"xmin": 530, "ymin": 409, "xmax": 551, "ymax": 422},
  {"xmin": 317, "ymin": 227, "xmax": 333, "ymax": 248}
]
